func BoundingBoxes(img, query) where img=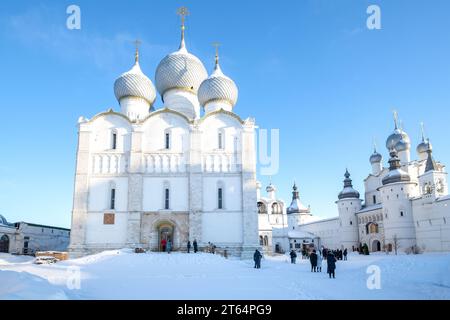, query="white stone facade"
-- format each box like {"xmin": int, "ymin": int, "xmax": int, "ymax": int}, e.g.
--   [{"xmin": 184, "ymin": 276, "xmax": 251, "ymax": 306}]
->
[
  {"xmin": 69, "ymin": 22, "xmax": 259, "ymax": 259},
  {"xmin": 0, "ymin": 215, "xmax": 70, "ymax": 255},
  {"xmin": 261, "ymin": 115, "xmax": 450, "ymax": 254}
]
